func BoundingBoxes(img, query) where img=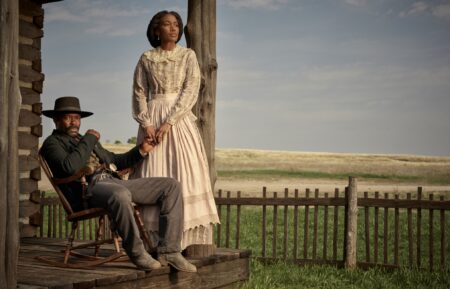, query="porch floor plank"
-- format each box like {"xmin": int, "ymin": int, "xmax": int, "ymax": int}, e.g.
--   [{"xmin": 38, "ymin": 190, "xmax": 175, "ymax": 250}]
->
[{"xmin": 18, "ymin": 238, "xmax": 250, "ymax": 289}]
